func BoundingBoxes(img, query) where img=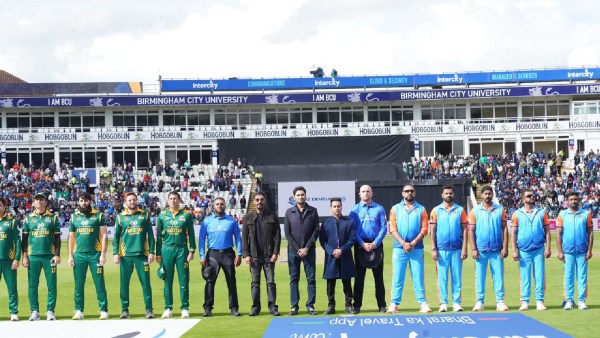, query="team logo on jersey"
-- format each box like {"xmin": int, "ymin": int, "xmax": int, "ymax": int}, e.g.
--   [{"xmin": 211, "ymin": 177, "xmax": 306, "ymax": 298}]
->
[
  {"xmin": 170, "ymin": 220, "xmax": 178, "ymax": 226},
  {"xmin": 179, "ymin": 216, "xmax": 185, "ymax": 221},
  {"xmin": 138, "ymin": 215, "xmax": 145, "ymax": 219},
  {"xmin": 130, "ymin": 220, "xmax": 138, "ymax": 226},
  {"xmin": 81, "ymin": 220, "xmax": 89, "ymax": 226}
]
